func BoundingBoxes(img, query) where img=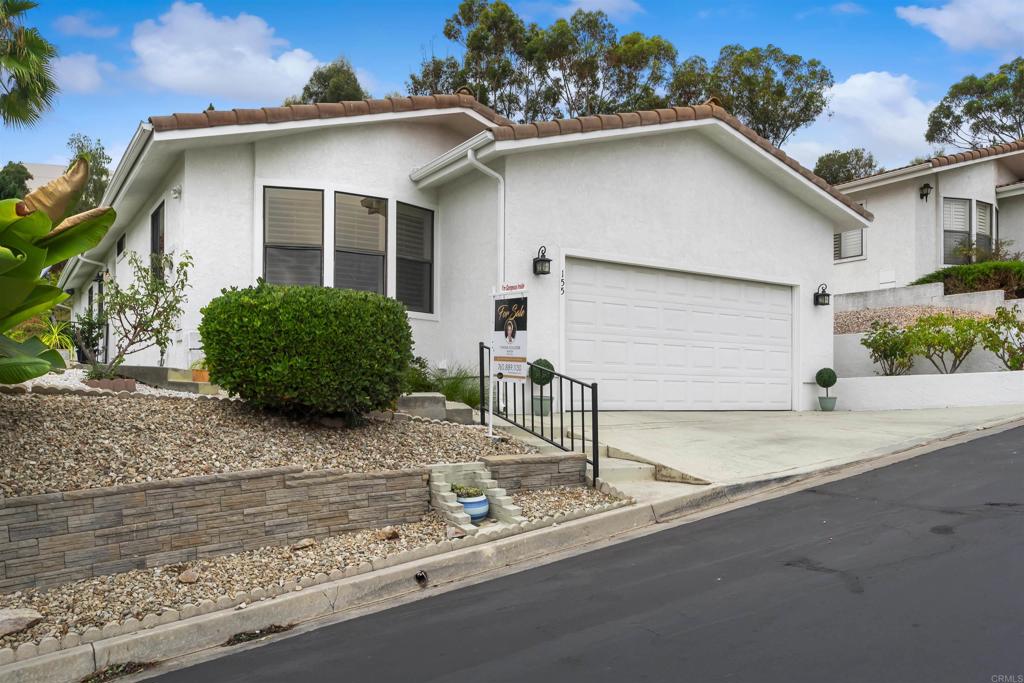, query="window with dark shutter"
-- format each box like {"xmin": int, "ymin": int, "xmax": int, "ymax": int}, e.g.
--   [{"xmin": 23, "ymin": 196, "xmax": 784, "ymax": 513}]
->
[
  {"xmin": 977, "ymin": 201, "xmax": 993, "ymax": 254},
  {"xmin": 396, "ymin": 203, "xmax": 433, "ymax": 314},
  {"xmin": 943, "ymin": 197, "xmax": 970, "ymax": 264},
  {"xmin": 263, "ymin": 187, "xmax": 323, "ymax": 286},
  {"xmin": 334, "ymin": 192, "xmax": 386, "ymax": 293},
  {"xmin": 833, "ymin": 229, "xmax": 863, "ymax": 260}
]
